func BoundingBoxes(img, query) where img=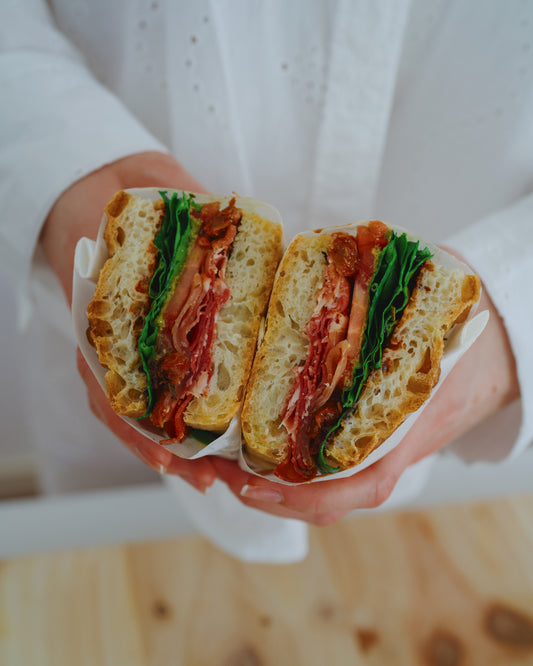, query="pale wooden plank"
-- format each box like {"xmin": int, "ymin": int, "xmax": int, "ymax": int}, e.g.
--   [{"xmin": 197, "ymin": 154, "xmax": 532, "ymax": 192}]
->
[{"xmin": 1, "ymin": 496, "xmax": 533, "ymax": 665}]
